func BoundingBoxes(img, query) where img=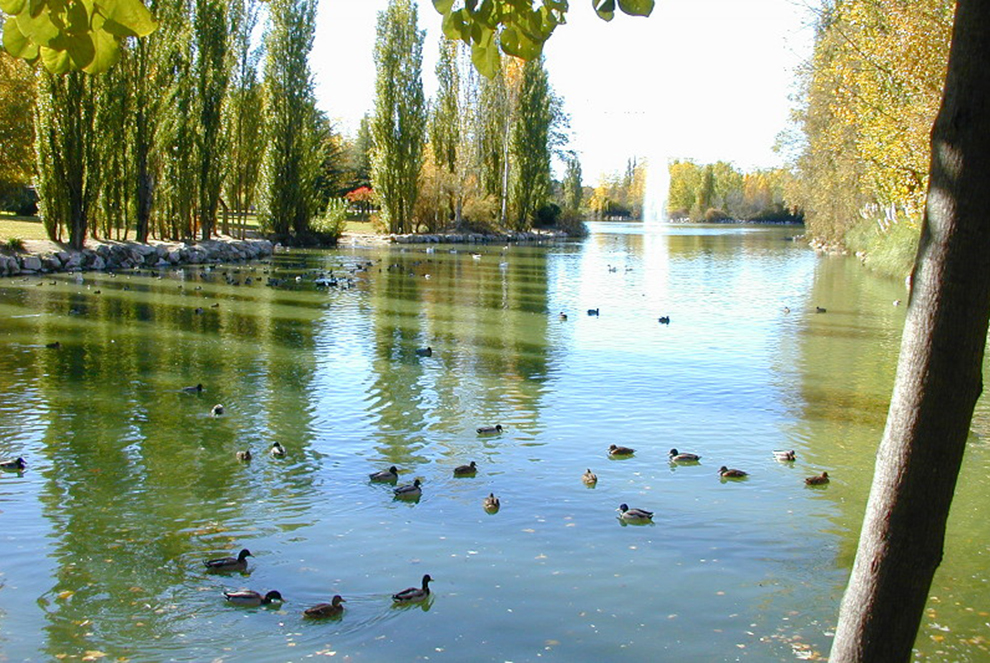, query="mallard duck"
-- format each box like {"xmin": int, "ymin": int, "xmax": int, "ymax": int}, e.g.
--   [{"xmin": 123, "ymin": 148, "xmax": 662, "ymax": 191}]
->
[
  {"xmin": 415, "ymin": 346, "xmax": 433, "ymax": 357},
  {"xmin": 453, "ymin": 461, "xmax": 477, "ymax": 477},
  {"xmin": 476, "ymin": 424, "xmax": 503, "ymax": 435},
  {"xmin": 815, "ymin": 306, "xmax": 827, "ymax": 313},
  {"xmin": 617, "ymin": 503, "xmax": 654, "ymax": 522},
  {"xmin": 393, "ymin": 574, "xmax": 433, "ymax": 603},
  {"xmin": 223, "ymin": 589, "xmax": 283, "ymax": 606},
  {"xmin": 582, "ymin": 468, "xmax": 598, "ymax": 485},
  {"xmin": 205, "ymin": 548, "xmax": 253, "ymax": 572},
  {"xmin": 0, "ymin": 457, "xmax": 26, "ymax": 471},
  {"xmin": 805, "ymin": 471, "xmax": 830, "ymax": 486},
  {"xmin": 483, "ymin": 493, "xmax": 500, "ymax": 512},
  {"xmin": 718, "ymin": 466, "xmax": 748, "ymax": 479},
  {"xmin": 394, "ymin": 478, "xmax": 422, "ymax": 499},
  {"xmin": 773, "ymin": 450, "xmax": 797, "ymax": 461},
  {"xmin": 668, "ymin": 448, "xmax": 701, "ymax": 462},
  {"xmin": 587, "ymin": 308, "xmax": 600, "ymax": 316},
  {"xmin": 236, "ymin": 450, "xmax": 252, "ymax": 462},
  {"xmin": 45, "ymin": 341, "xmax": 61, "ymax": 349},
  {"xmin": 303, "ymin": 594, "xmax": 345, "ymax": 618},
  {"xmin": 658, "ymin": 316, "xmax": 671, "ymax": 324},
  {"xmin": 182, "ymin": 383, "xmax": 203, "ymax": 393},
  {"xmin": 608, "ymin": 444, "xmax": 635, "ymax": 456},
  {"xmin": 210, "ymin": 403, "xmax": 224, "ymax": 417},
  {"xmin": 370, "ymin": 466, "xmax": 399, "ymax": 482},
  {"xmin": 269, "ymin": 442, "xmax": 286, "ymax": 457}
]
